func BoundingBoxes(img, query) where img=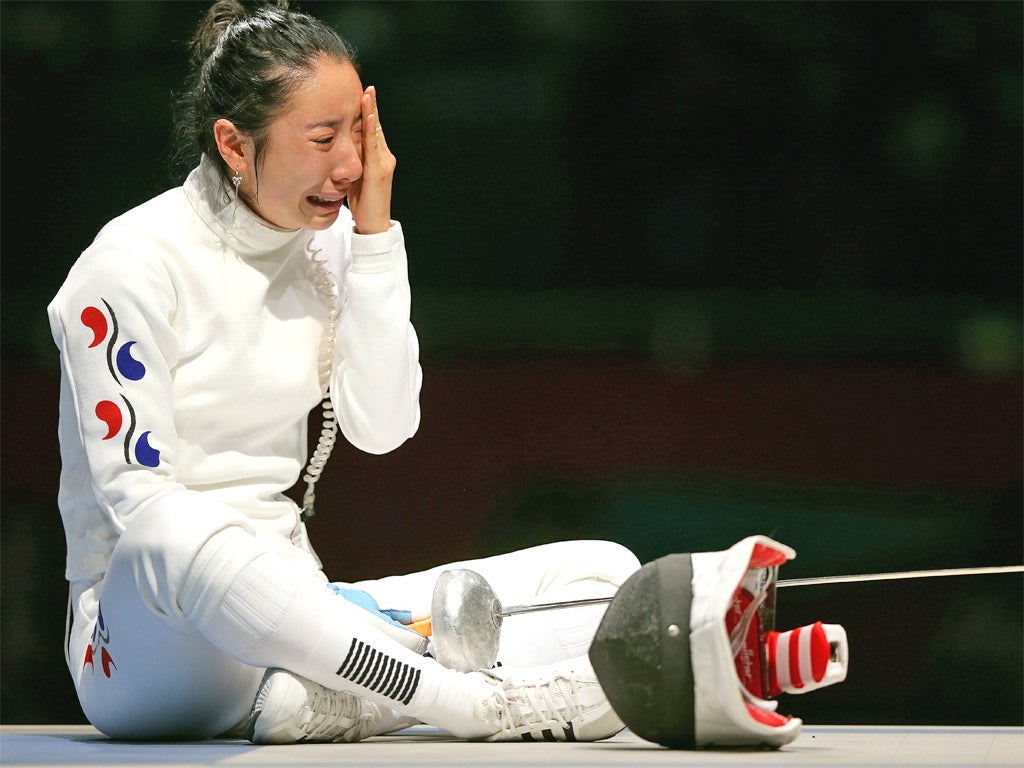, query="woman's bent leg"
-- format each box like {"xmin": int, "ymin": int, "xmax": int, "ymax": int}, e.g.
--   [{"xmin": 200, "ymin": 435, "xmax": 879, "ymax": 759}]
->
[
  {"xmin": 68, "ymin": 503, "xmax": 265, "ymax": 739},
  {"xmin": 70, "ymin": 493, "xmax": 501, "ymax": 740}
]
